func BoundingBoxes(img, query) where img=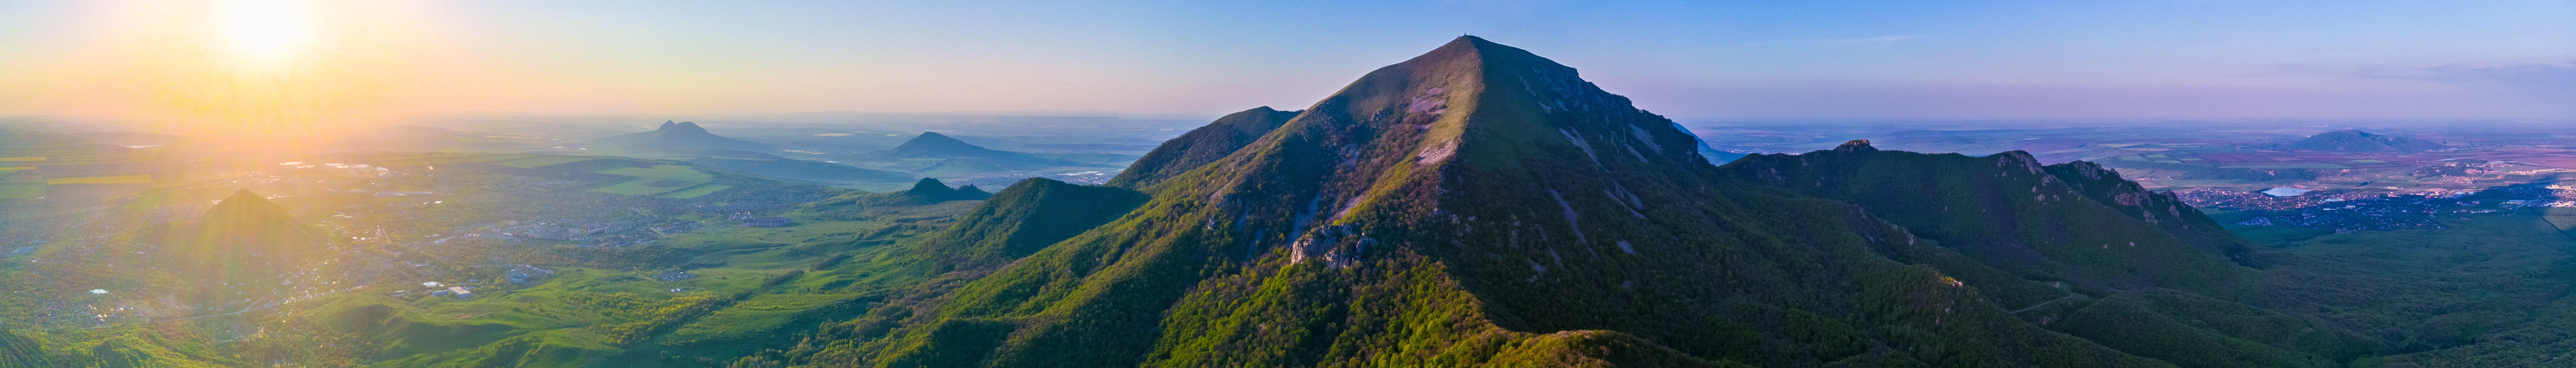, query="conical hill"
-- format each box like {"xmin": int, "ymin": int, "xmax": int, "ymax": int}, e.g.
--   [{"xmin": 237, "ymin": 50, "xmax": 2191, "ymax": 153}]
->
[
  {"xmin": 882, "ymin": 132, "xmax": 1037, "ymax": 160},
  {"xmin": 600, "ymin": 121, "xmax": 769, "ymax": 151},
  {"xmin": 190, "ymin": 189, "xmax": 315, "ymax": 259}
]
